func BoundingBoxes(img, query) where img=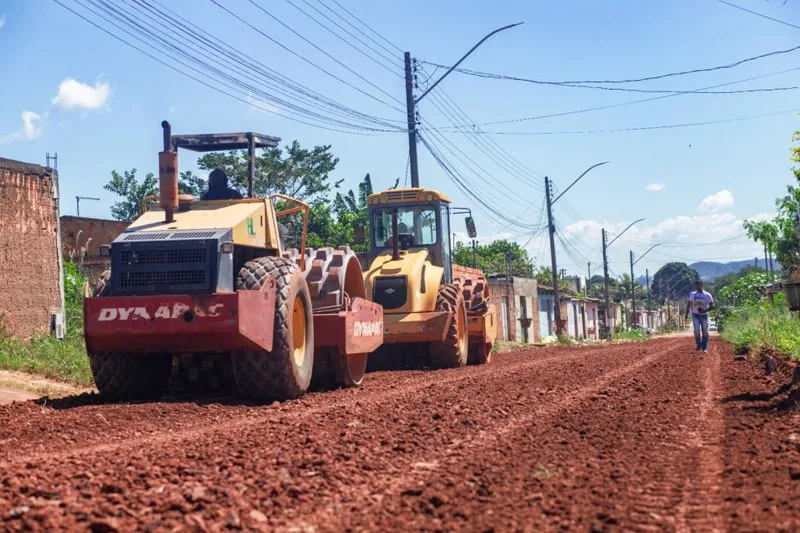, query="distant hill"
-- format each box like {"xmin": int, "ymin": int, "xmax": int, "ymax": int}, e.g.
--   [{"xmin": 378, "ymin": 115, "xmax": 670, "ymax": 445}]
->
[{"xmin": 690, "ymin": 259, "xmax": 778, "ymax": 281}]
